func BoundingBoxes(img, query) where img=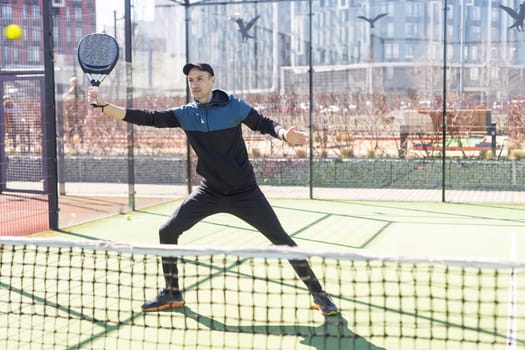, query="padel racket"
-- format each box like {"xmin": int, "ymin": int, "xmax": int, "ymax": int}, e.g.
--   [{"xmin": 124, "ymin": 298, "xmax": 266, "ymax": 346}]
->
[{"xmin": 77, "ymin": 33, "xmax": 119, "ymax": 100}]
